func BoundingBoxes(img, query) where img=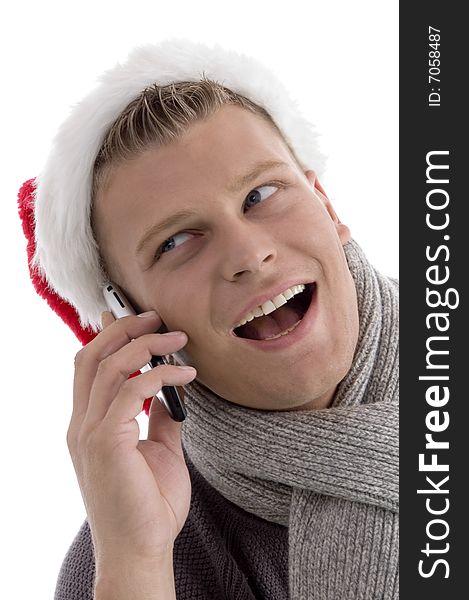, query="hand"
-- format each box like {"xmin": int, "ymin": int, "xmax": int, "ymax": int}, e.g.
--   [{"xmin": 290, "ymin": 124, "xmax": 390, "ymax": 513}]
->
[{"xmin": 67, "ymin": 310, "xmax": 196, "ymax": 567}]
